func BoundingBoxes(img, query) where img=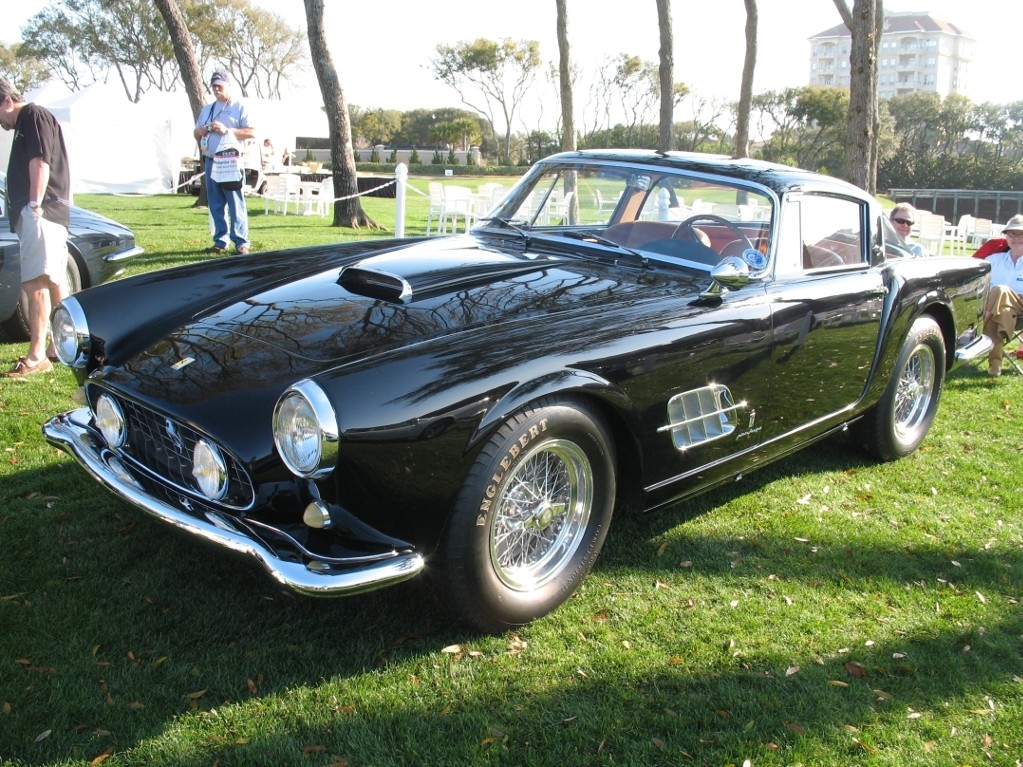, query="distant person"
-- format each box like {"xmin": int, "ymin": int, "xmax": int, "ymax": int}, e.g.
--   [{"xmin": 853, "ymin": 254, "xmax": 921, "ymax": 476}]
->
[
  {"xmin": 0, "ymin": 77, "xmax": 71, "ymax": 378},
  {"xmin": 281, "ymin": 147, "xmax": 292, "ymax": 167},
  {"xmin": 889, "ymin": 203, "xmax": 925, "ymax": 257},
  {"xmin": 979, "ymin": 214, "xmax": 1023, "ymax": 377},
  {"xmin": 194, "ymin": 71, "xmax": 254, "ymax": 255},
  {"xmin": 260, "ymin": 138, "xmax": 274, "ymax": 170}
]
